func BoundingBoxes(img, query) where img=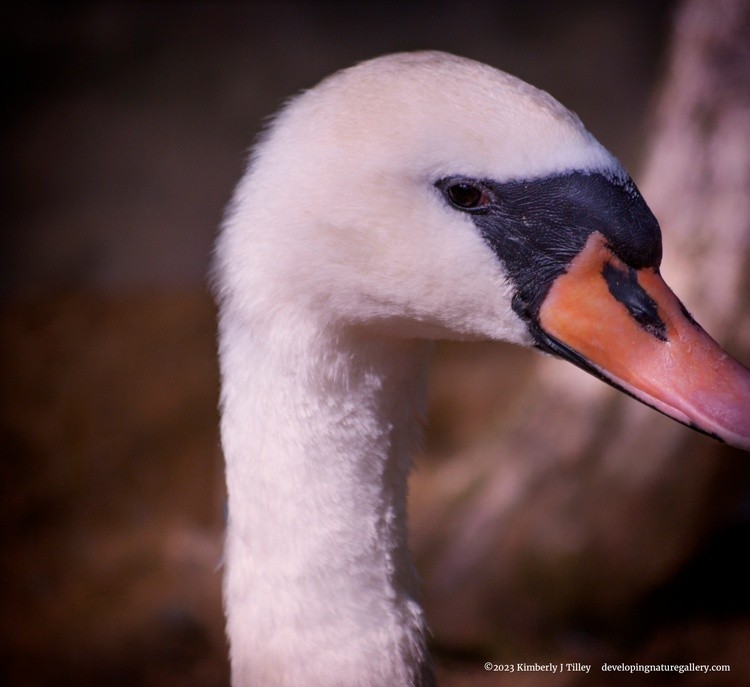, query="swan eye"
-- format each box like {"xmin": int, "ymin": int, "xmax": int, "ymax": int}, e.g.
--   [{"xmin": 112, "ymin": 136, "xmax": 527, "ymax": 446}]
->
[{"xmin": 446, "ymin": 183, "xmax": 487, "ymax": 210}]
